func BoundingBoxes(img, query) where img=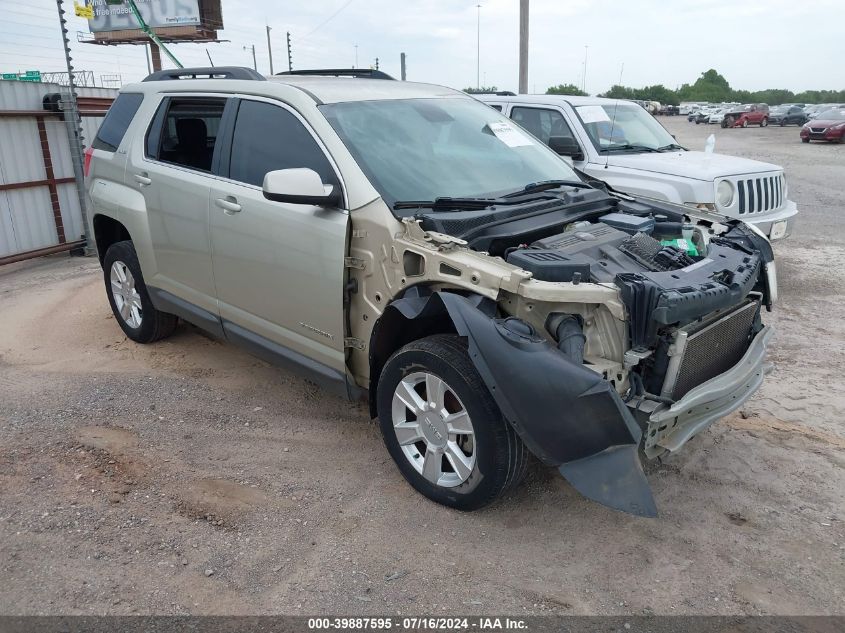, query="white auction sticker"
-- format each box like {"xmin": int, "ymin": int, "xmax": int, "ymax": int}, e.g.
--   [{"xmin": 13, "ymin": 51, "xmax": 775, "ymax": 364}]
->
[
  {"xmin": 488, "ymin": 121, "xmax": 533, "ymax": 147},
  {"xmin": 577, "ymin": 105, "xmax": 612, "ymax": 124}
]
